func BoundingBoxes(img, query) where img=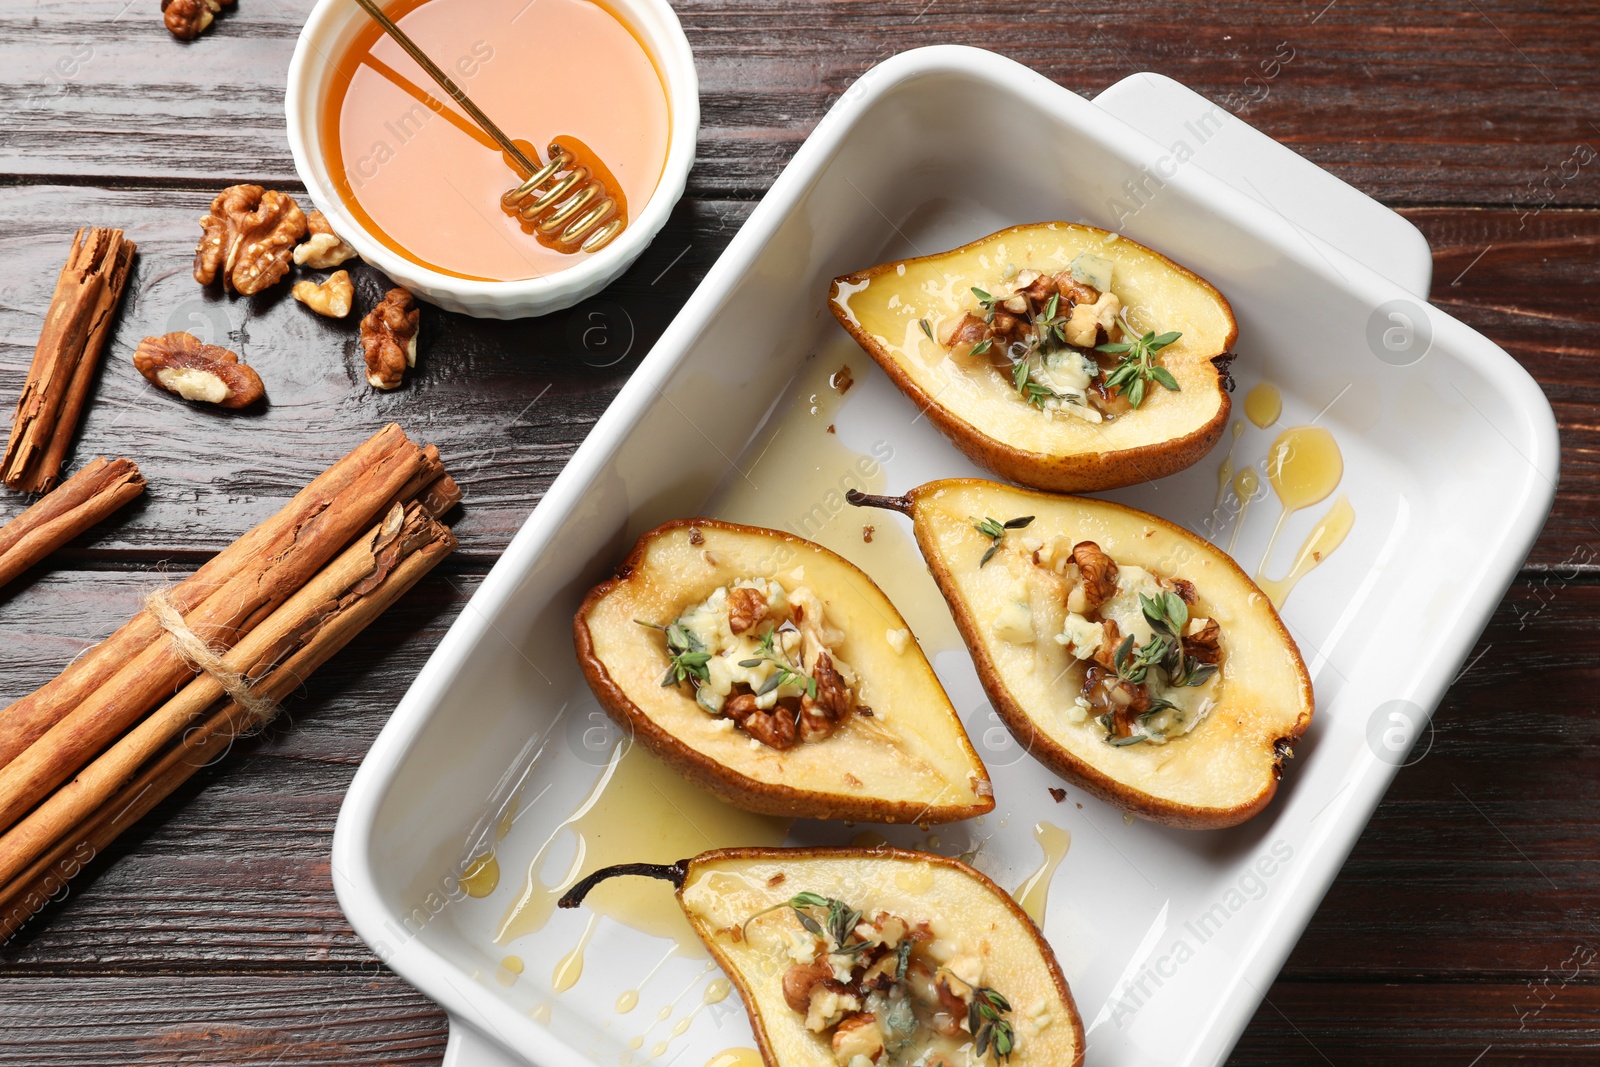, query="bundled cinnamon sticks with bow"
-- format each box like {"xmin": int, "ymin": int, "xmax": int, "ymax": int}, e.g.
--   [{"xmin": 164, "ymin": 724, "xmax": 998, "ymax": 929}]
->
[{"xmin": 0, "ymin": 423, "xmax": 460, "ymax": 937}]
